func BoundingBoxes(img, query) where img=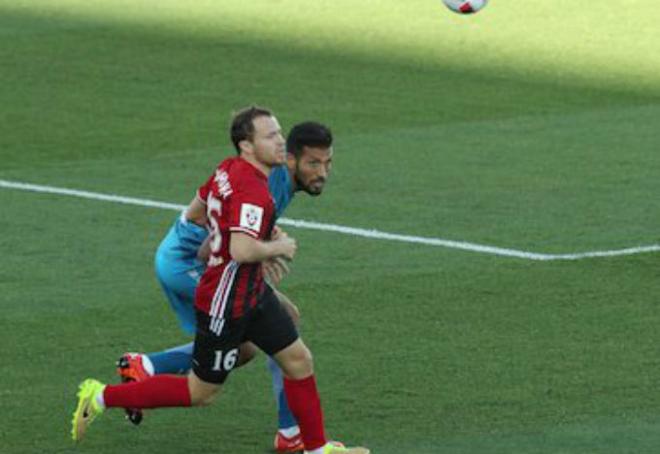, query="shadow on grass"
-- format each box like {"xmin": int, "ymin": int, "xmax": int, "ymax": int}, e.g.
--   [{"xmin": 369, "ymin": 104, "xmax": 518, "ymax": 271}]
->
[{"xmin": 0, "ymin": 7, "xmax": 656, "ymax": 168}]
